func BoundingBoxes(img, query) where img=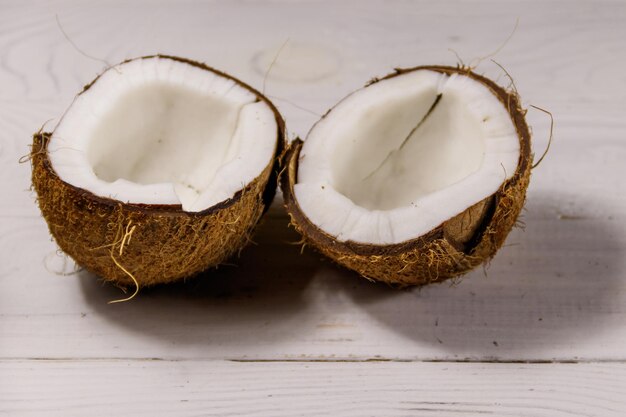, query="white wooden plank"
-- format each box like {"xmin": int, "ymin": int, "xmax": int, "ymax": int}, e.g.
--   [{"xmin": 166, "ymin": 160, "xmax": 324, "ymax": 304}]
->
[
  {"xmin": 1, "ymin": 0, "xmax": 625, "ymax": 137},
  {"xmin": 2, "ymin": 360, "xmax": 626, "ymax": 416},
  {"xmin": 1, "ymin": 0, "xmax": 625, "ymax": 363}
]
